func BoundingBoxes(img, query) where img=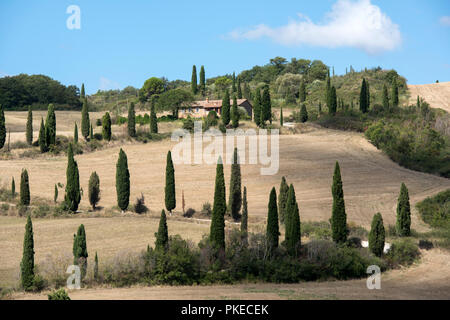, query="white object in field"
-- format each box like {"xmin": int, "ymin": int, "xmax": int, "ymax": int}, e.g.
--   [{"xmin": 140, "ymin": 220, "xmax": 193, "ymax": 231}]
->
[
  {"xmin": 283, "ymin": 122, "xmax": 295, "ymax": 128},
  {"xmin": 361, "ymin": 241, "xmax": 391, "ymax": 253}
]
